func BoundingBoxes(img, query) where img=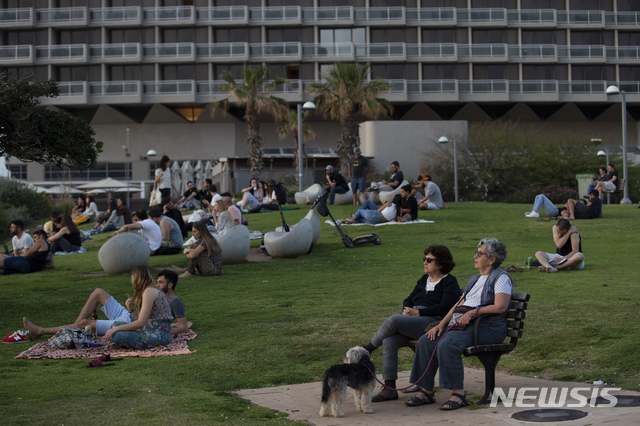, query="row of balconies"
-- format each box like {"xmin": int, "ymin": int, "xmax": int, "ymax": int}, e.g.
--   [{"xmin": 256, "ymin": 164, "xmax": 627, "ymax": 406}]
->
[
  {"xmin": 1, "ymin": 6, "xmax": 640, "ymax": 29},
  {"xmin": 2, "ymin": 42, "xmax": 639, "ymax": 65},
  {"xmin": 39, "ymin": 79, "xmax": 640, "ymax": 105}
]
